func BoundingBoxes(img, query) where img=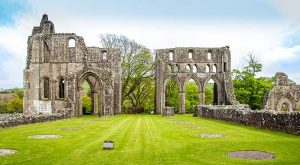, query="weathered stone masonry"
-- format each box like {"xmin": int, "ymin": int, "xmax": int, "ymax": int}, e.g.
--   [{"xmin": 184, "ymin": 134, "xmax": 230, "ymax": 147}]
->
[
  {"xmin": 263, "ymin": 72, "xmax": 300, "ymax": 112},
  {"xmin": 23, "ymin": 14, "xmax": 122, "ymax": 117},
  {"xmin": 155, "ymin": 47, "xmax": 238, "ymax": 114},
  {"xmin": 194, "ymin": 105, "xmax": 300, "ymax": 135}
]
